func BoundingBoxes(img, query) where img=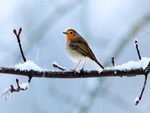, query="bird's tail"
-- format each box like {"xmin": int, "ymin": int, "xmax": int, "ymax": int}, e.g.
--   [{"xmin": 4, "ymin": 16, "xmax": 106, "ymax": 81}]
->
[{"xmin": 95, "ymin": 60, "xmax": 104, "ymax": 69}]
